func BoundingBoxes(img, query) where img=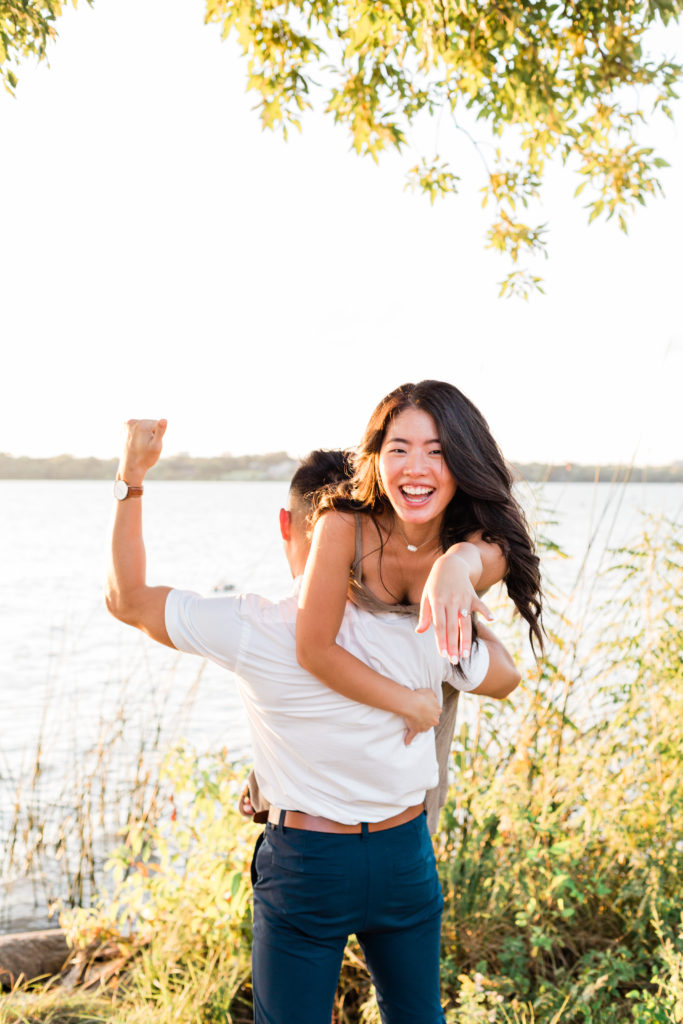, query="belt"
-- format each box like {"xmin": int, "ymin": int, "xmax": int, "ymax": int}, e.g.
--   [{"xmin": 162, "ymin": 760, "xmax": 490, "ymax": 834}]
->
[{"xmin": 267, "ymin": 803, "xmax": 424, "ymax": 834}]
